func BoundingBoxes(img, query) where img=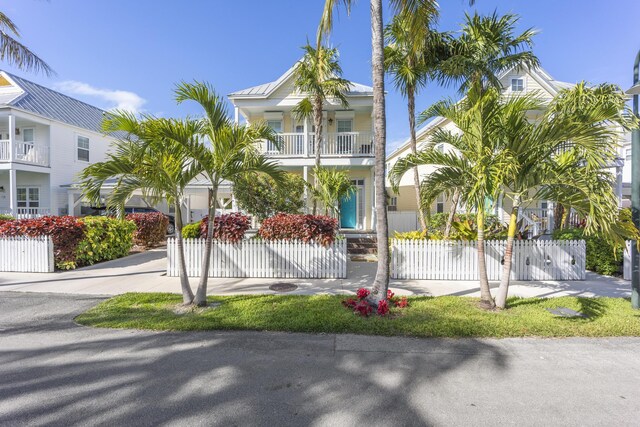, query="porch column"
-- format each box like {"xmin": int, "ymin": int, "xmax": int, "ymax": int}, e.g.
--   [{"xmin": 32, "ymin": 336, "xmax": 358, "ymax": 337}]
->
[
  {"xmin": 8, "ymin": 169, "xmax": 16, "ymax": 216},
  {"xmin": 370, "ymin": 167, "xmax": 376, "ymax": 231},
  {"xmin": 234, "ymin": 107, "xmax": 239, "ymax": 125},
  {"xmin": 8, "ymin": 114, "xmax": 14, "ymax": 162},
  {"xmin": 303, "ymin": 118, "xmax": 309, "ymax": 157},
  {"xmin": 548, "ymin": 201, "xmax": 555, "ymax": 231},
  {"xmin": 185, "ymin": 196, "xmax": 192, "ymax": 224},
  {"xmin": 616, "ymin": 162, "xmax": 624, "ymax": 208},
  {"xmin": 303, "ymin": 166, "xmax": 309, "ymax": 213}
]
